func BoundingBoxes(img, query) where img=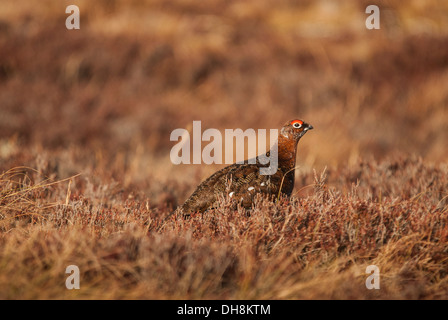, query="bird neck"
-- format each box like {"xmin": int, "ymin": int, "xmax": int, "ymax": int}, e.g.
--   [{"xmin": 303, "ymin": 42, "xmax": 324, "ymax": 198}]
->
[{"xmin": 271, "ymin": 135, "xmax": 299, "ymax": 172}]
